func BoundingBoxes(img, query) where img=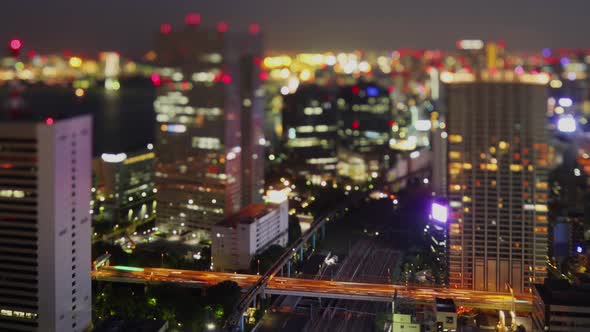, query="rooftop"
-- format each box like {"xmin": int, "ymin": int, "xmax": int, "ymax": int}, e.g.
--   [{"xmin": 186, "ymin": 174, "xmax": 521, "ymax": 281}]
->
[
  {"xmin": 435, "ymin": 297, "xmax": 457, "ymax": 313},
  {"xmin": 216, "ymin": 203, "xmax": 277, "ymax": 228},
  {"xmin": 535, "ymin": 279, "xmax": 590, "ymax": 307},
  {"xmin": 440, "ymin": 70, "xmax": 550, "ymax": 85}
]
